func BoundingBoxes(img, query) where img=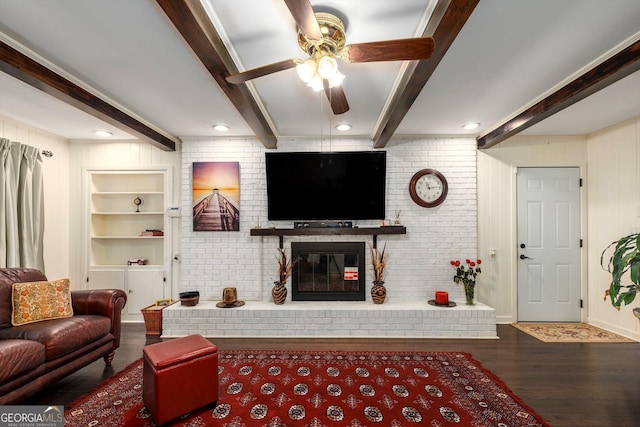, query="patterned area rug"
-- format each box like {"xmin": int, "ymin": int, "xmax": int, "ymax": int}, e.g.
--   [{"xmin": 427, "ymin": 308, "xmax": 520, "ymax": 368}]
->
[
  {"xmin": 65, "ymin": 350, "xmax": 550, "ymax": 426},
  {"xmin": 512, "ymin": 323, "xmax": 636, "ymax": 343}
]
